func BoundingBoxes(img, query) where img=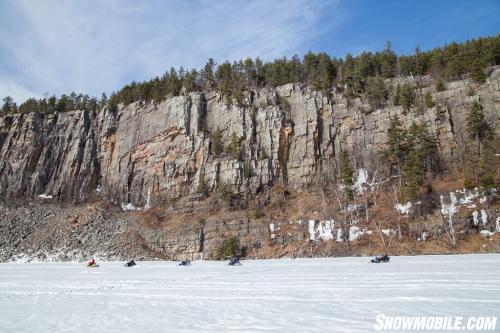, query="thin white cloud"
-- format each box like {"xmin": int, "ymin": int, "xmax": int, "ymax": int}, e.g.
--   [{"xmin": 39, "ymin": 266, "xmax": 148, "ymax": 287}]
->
[
  {"xmin": 0, "ymin": 0, "xmax": 339, "ymax": 103},
  {"xmin": 0, "ymin": 81, "xmax": 40, "ymax": 103}
]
